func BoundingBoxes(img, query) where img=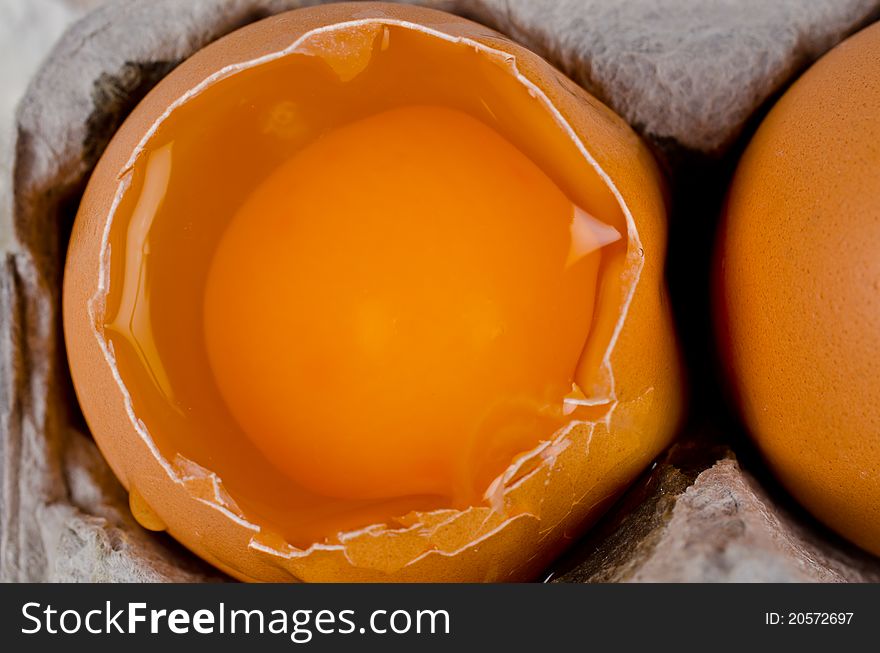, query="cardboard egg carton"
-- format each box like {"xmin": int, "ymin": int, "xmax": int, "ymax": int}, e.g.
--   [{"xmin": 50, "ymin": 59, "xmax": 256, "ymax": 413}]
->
[{"xmin": 2, "ymin": 0, "xmax": 880, "ymax": 582}]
